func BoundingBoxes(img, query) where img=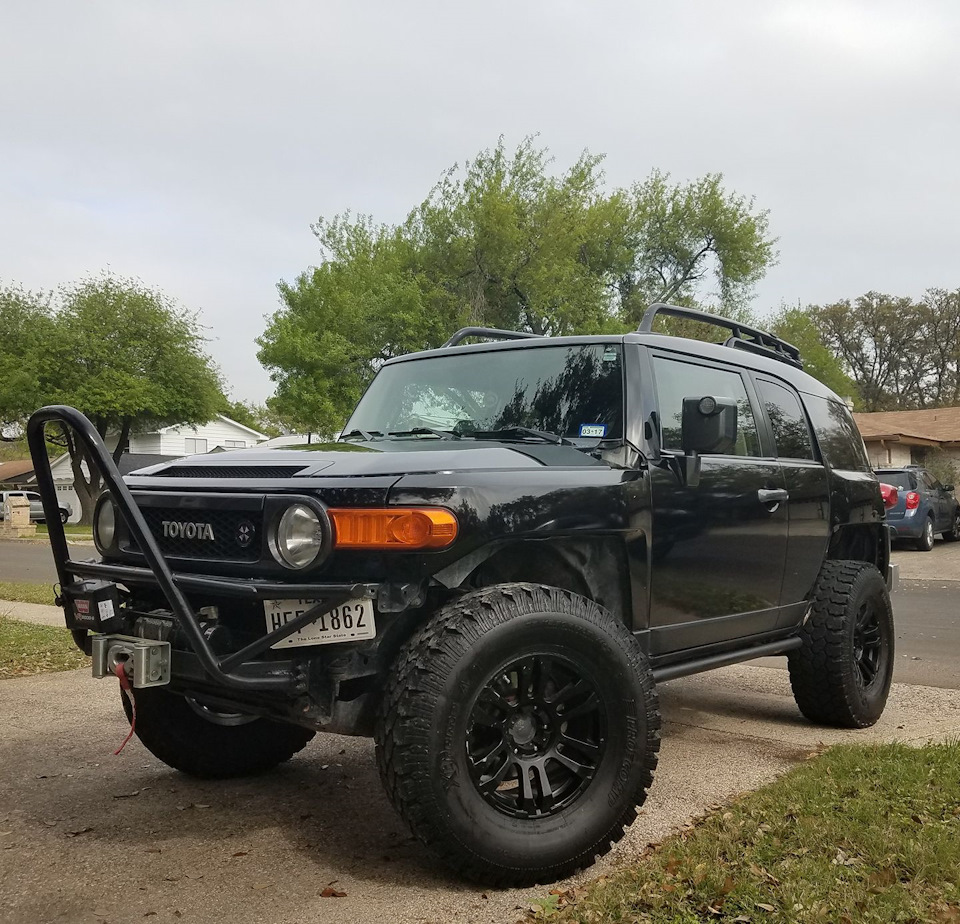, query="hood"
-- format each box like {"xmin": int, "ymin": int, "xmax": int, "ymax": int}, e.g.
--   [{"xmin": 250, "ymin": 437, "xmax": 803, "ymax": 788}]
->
[{"xmin": 126, "ymin": 440, "xmax": 606, "ymax": 480}]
